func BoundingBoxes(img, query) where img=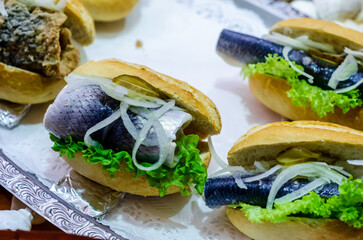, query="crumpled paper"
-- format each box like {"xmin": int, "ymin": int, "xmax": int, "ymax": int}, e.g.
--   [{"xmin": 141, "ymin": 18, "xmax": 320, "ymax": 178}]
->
[{"xmin": 0, "ymin": 208, "xmax": 33, "ymax": 231}]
